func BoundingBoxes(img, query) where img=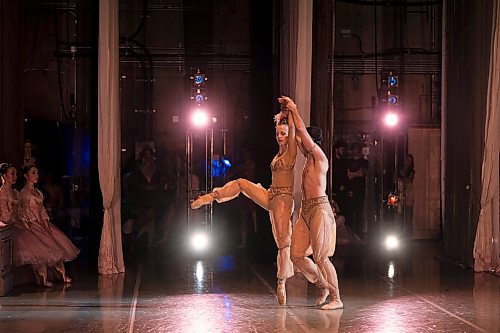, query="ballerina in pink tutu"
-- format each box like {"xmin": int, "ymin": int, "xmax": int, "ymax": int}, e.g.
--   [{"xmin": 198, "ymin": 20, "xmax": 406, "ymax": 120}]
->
[
  {"xmin": 0, "ymin": 163, "xmax": 64, "ymax": 287},
  {"xmin": 17, "ymin": 165, "xmax": 80, "ymax": 286}
]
